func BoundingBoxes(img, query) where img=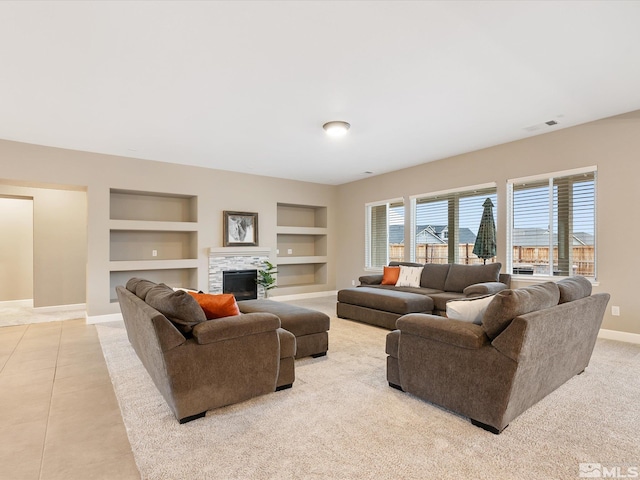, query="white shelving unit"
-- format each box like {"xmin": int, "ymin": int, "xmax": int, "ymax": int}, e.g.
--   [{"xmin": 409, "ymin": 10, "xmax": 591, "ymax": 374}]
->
[
  {"xmin": 276, "ymin": 203, "xmax": 328, "ymax": 291},
  {"xmin": 109, "ymin": 189, "xmax": 199, "ymax": 302}
]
